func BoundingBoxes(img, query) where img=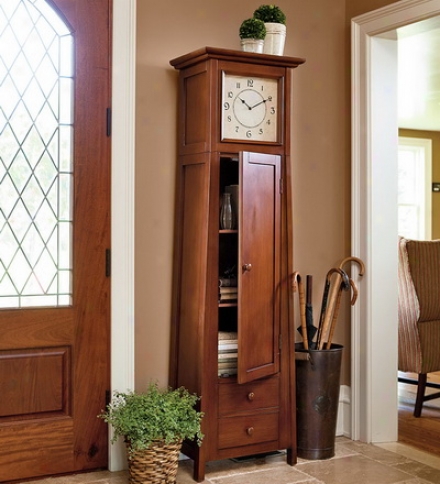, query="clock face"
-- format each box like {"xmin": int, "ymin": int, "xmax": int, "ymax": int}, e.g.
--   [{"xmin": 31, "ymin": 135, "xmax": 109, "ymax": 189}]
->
[{"xmin": 221, "ymin": 73, "xmax": 279, "ymax": 143}]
